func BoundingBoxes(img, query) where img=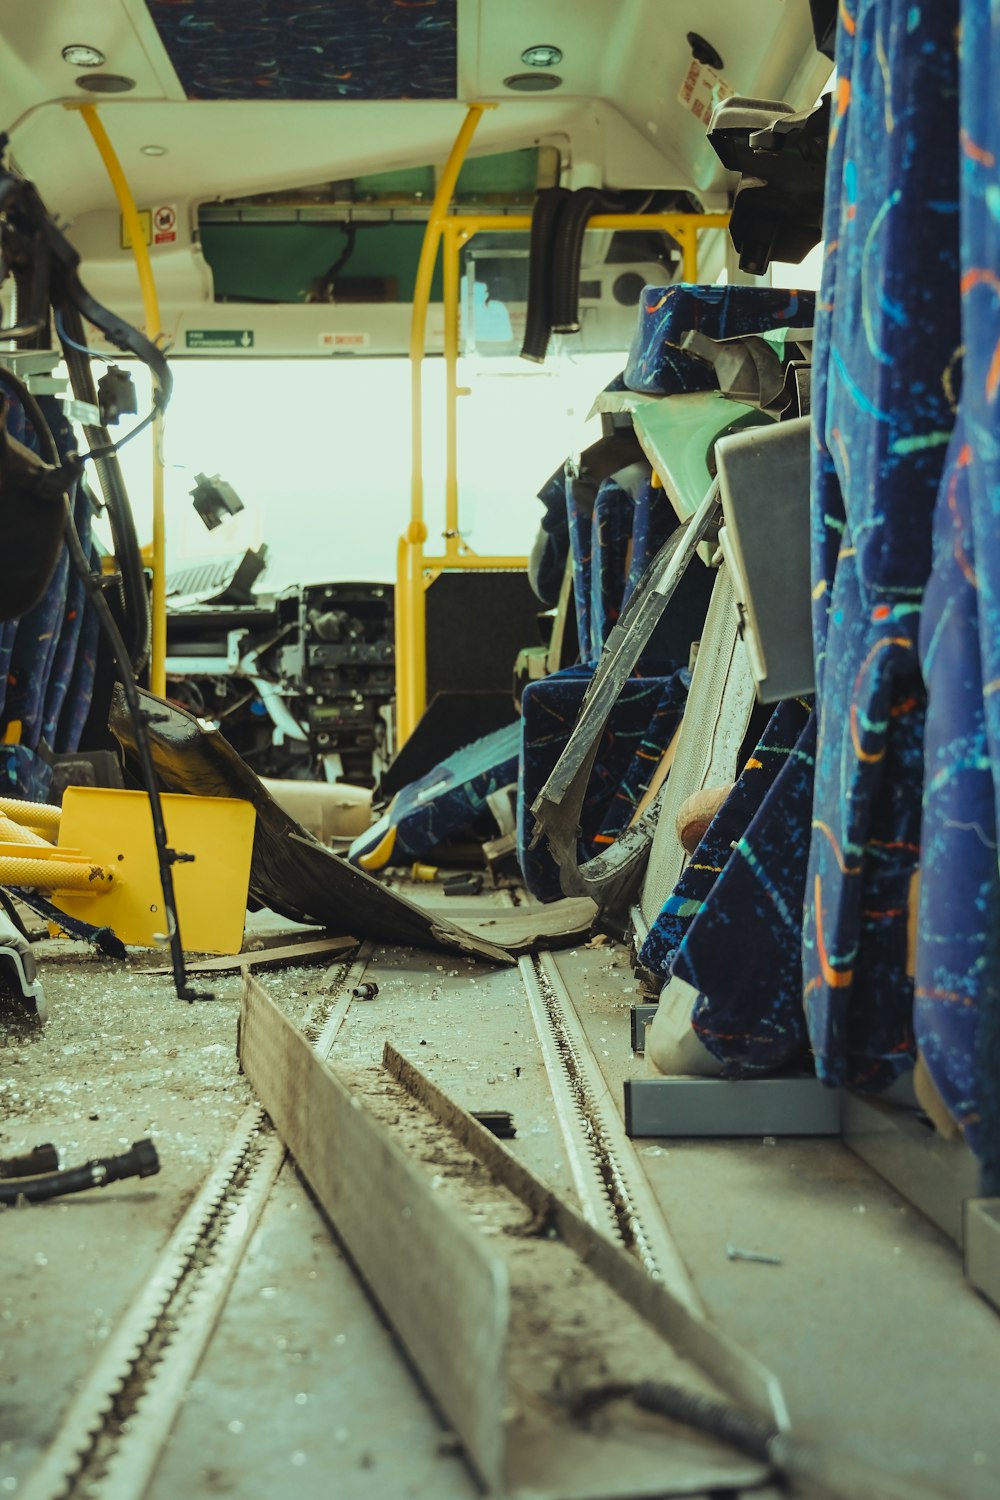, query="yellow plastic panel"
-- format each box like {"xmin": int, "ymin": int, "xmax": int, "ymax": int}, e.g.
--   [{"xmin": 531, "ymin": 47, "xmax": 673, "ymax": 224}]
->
[{"xmin": 52, "ymin": 788, "xmax": 256, "ymax": 954}]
